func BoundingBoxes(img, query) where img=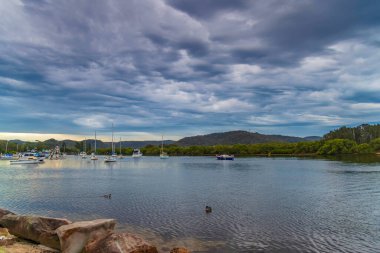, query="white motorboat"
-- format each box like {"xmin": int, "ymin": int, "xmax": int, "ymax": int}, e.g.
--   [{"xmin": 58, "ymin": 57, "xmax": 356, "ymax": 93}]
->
[
  {"xmin": 10, "ymin": 152, "xmax": 43, "ymax": 165},
  {"xmin": 132, "ymin": 149, "xmax": 143, "ymax": 158},
  {"xmin": 10, "ymin": 159, "xmax": 40, "ymax": 164},
  {"xmin": 104, "ymin": 156, "xmax": 116, "ymax": 163}
]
